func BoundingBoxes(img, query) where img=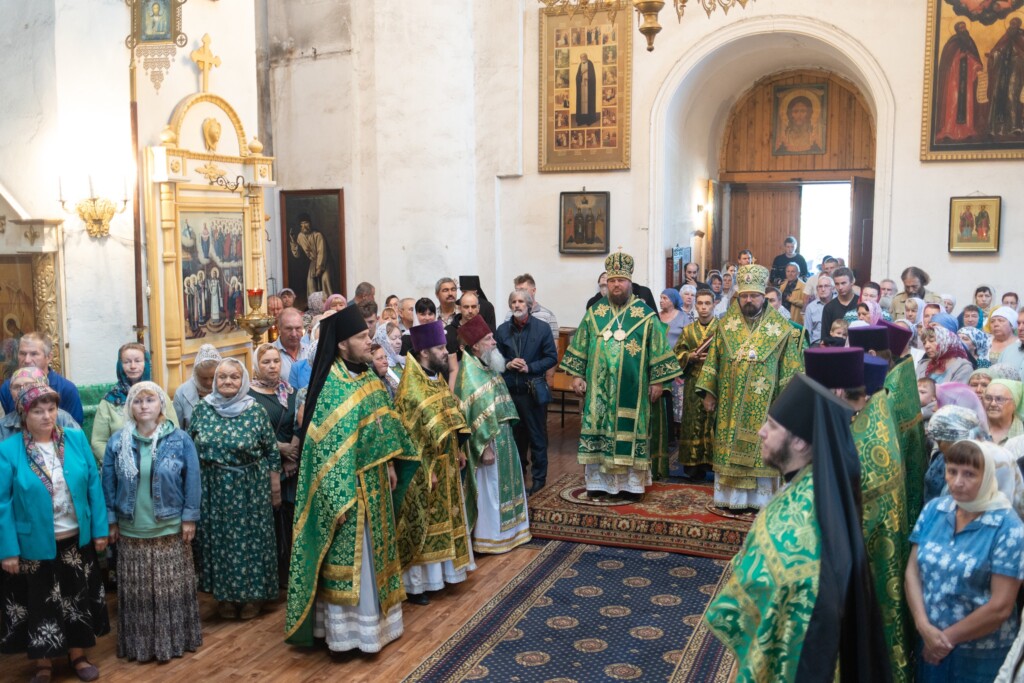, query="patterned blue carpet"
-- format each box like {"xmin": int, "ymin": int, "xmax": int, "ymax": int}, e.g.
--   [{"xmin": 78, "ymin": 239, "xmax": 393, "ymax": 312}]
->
[{"xmin": 404, "ymin": 541, "xmax": 733, "ymax": 682}]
